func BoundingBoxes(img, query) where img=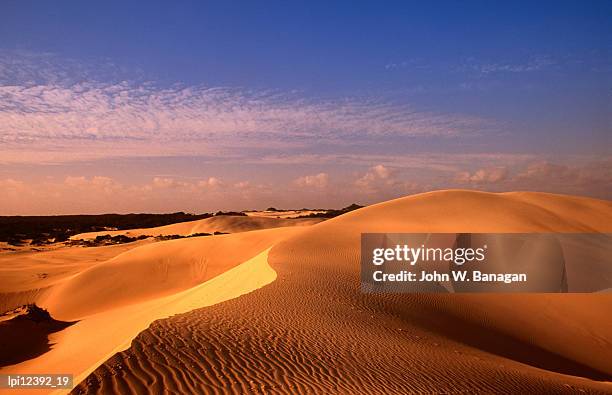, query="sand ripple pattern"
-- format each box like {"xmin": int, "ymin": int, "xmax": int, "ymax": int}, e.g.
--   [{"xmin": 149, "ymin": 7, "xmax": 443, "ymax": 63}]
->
[{"xmin": 73, "ymin": 191, "xmax": 612, "ymax": 394}]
